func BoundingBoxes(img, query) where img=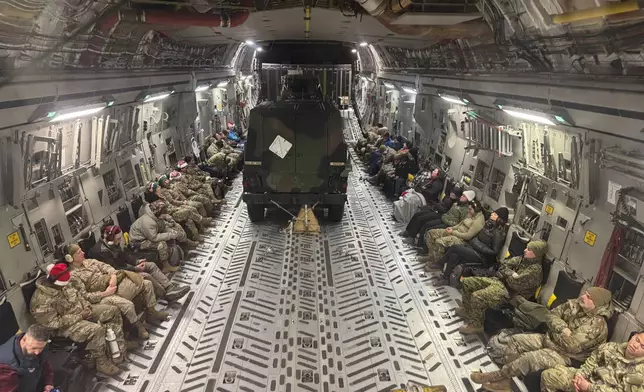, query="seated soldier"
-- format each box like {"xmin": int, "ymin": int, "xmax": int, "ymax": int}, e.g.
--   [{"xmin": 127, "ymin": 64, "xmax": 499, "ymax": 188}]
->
[
  {"xmin": 90, "ymin": 224, "xmax": 190, "ymax": 302},
  {"xmin": 541, "ymin": 330, "xmax": 644, "ymax": 392},
  {"xmin": 156, "ymin": 175, "xmax": 208, "ymax": 217},
  {"xmin": 130, "ymin": 200, "xmax": 183, "ymax": 273},
  {"xmin": 168, "ymin": 170, "xmax": 215, "ymax": 215},
  {"xmin": 0, "ymin": 324, "xmax": 55, "ymax": 390},
  {"xmin": 144, "ymin": 189, "xmax": 204, "ymax": 246},
  {"xmin": 421, "ymin": 201, "xmax": 486, "ymax": 269},
  {"xmin": 66, "ymin": 244, "xmax": 168, "ymax": 339},
  {"xmin": 30, "ymin": 263, "xmax": 129, "ymax": 375},
  {"xmin": 456, "ymin": 240, "xmax": 547, "ymax": 335},
  {"xmin": 439, "ymin": 207, "xmax": 509, "ymax": 280},
  {"xmin": 401, "ymin": 189, "xmax": 474, "ymax": 249},
  {"xmin": 471, "ymin": 287, "xmax": 614, "ymax": 391},
  {"xmin": 176, "ymin": 160, "xmax": 219, "ymax": 199}
]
